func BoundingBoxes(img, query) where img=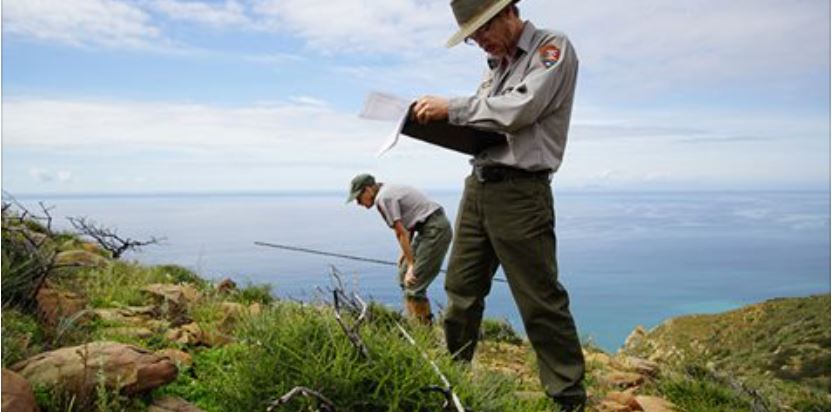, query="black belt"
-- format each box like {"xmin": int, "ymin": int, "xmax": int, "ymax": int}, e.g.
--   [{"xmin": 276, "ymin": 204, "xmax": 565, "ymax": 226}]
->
[
  {"xmin": 413, "ymin": 208, "xmax": 443, "ymax": 232},
  {"xmin": 473, "ymin": 165, "xmax": 551, "ymax": 183}
]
